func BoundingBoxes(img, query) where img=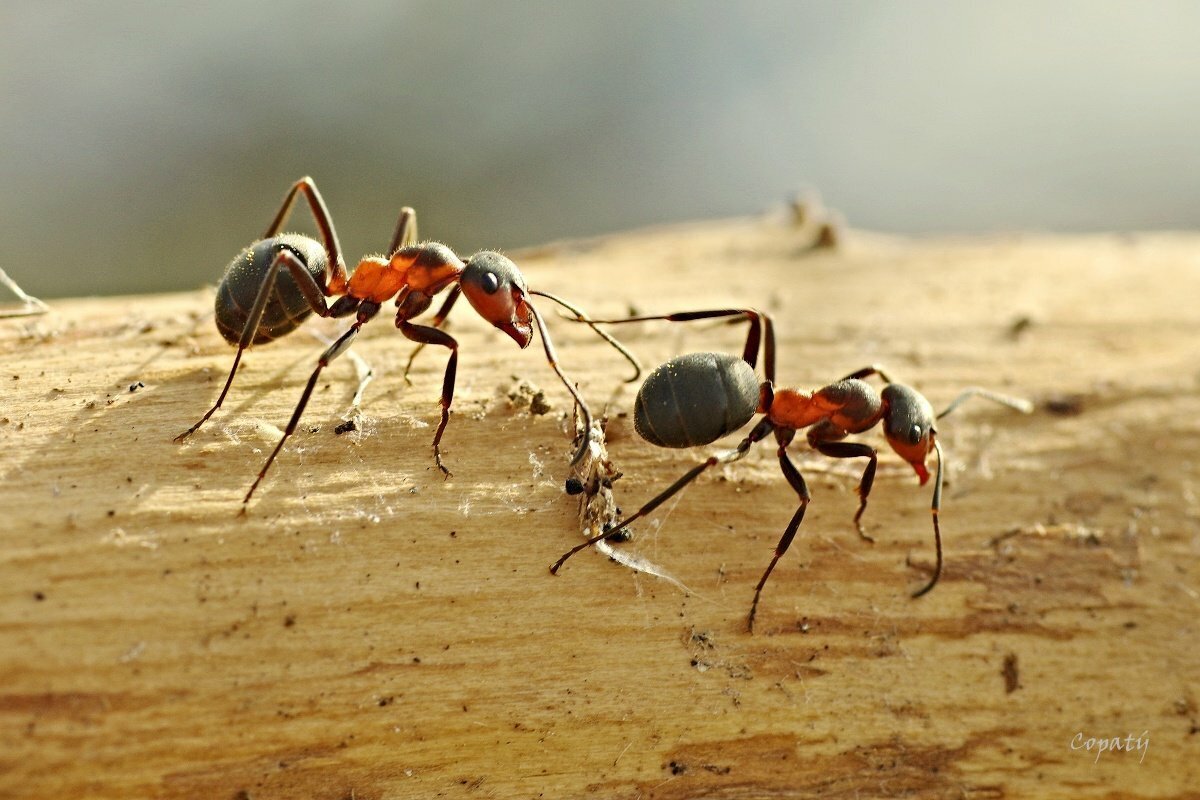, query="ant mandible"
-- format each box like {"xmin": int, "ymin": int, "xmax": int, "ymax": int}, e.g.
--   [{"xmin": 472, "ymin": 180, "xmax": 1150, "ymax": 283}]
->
[
  {"xmin": 549, "ymin": 308, "xmax": 1031, "ymax": 632},
  {"xmin": 176, "ymin": 177, "xmax": 631, "ymax": 503}
]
